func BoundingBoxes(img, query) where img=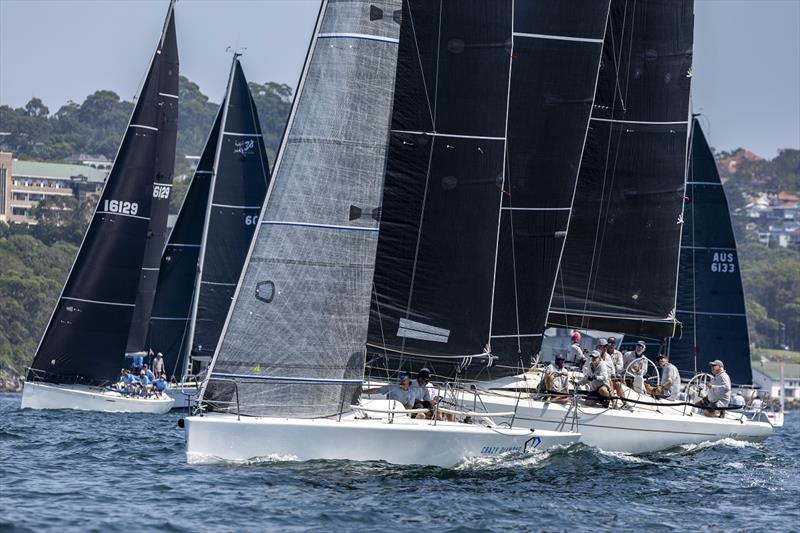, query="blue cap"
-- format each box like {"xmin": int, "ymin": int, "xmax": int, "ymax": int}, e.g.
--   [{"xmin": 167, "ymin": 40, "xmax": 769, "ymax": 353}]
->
[{"xmin": 398, "ymin": 373, "xmax": 410, "ymax": 382}]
